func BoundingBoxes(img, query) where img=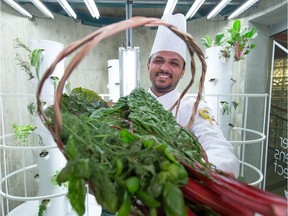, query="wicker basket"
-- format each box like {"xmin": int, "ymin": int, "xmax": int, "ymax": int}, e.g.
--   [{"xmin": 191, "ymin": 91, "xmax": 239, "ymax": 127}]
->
[
  {"xmin": 35, "ymin": 17, "xmax": 208, "ymax": 215},
  {"xmin": 34, "ymin": 16, "xmax": 288, "ymax": 216},
  {"xmin": 36, "ymin": 16, "xmax": 206, "ymax": 152}
]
